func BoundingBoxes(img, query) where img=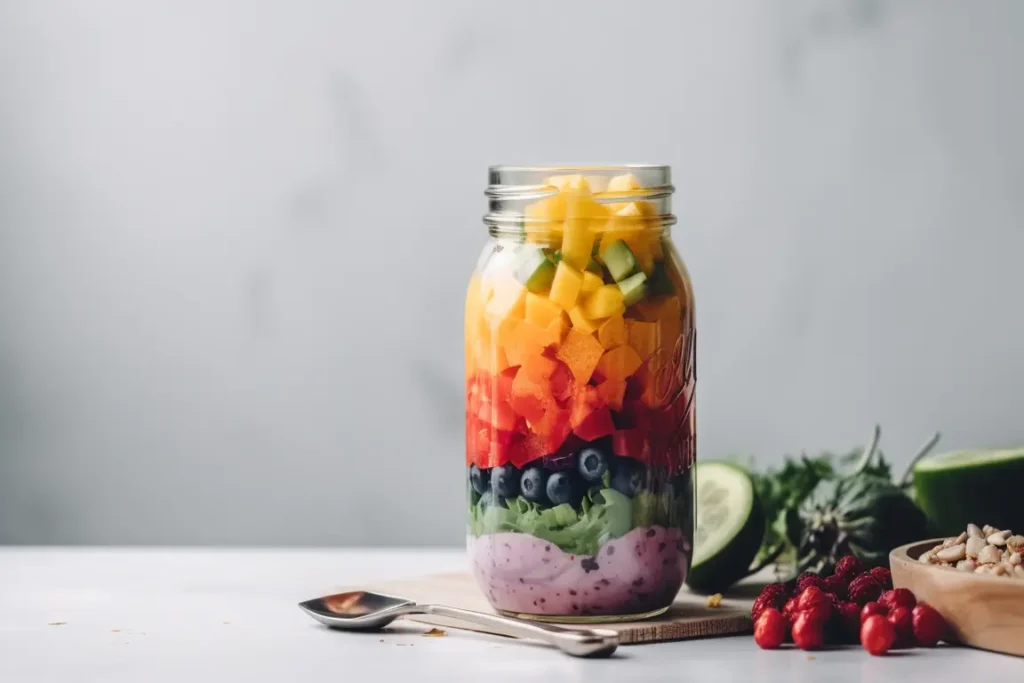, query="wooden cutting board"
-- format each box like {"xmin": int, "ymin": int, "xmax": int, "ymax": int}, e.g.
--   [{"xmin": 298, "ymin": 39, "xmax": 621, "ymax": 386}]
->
[{"xmin": 358, "ymin": 572, "xmax": 761, "ymax": 645}]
